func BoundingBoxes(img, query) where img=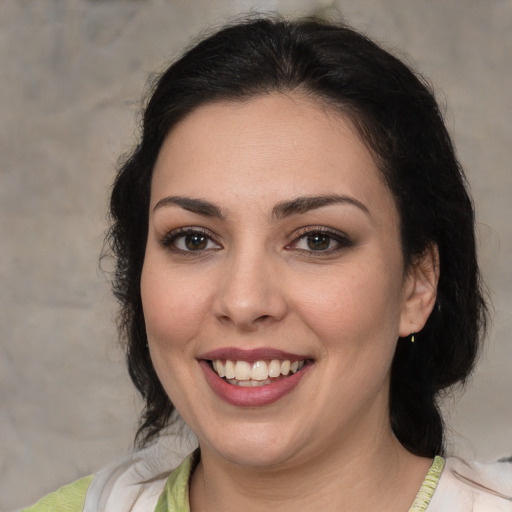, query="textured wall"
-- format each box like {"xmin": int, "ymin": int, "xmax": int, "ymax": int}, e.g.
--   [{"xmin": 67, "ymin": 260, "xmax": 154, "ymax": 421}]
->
[{"xmin": 1, "ymin": 0, "xmax": 511, "ymax": 509}]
